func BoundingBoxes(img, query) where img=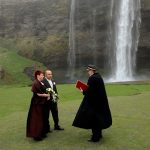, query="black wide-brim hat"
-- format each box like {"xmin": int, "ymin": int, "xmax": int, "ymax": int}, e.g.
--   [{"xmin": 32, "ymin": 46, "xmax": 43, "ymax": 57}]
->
[{"xmin": 86, "ymin": 64, "xmax": 96, "ymax": 71}]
